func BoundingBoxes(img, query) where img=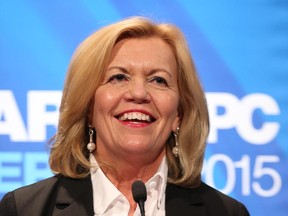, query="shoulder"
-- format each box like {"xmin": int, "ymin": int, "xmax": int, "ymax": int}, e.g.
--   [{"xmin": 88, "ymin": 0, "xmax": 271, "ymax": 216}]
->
[
  {"xmin": 199, "ymin": 182, "xmax": 249, "ymax": 215},
  {"xmin": 20, "ymin": 174, "xmax": 59, "ymax": 190},
  {"xmin": 0, "ymin": 192, "xmax": 17, "ymax": 216},
  {"xmin": 166, "ymin": 182, "xmax": 249, "ymax": 216},
  {"xmin": 1, "ymin": 175, "xmax": 93, "ymax": 216},
  {"xmin": 0, "ymin": 175, "xmax": 61, "ymax": 216},
  {"xmin": 13, "ymin": 175, "xmax": 60, "ymax": 200},
  {"xmin": 1, "ymin": 175, "xmax": 60, "ymax": 200}
]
